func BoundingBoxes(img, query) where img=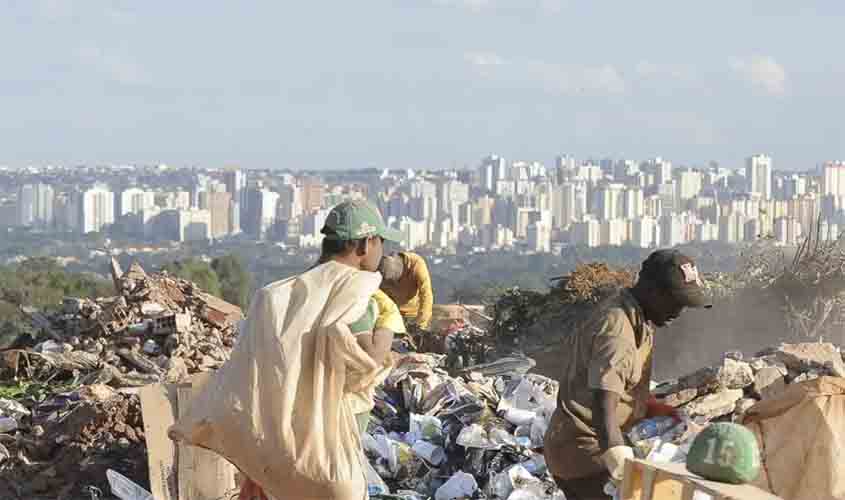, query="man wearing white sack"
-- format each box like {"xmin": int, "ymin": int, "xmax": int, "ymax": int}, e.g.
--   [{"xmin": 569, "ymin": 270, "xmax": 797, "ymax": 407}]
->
[
  {"xmin": 543, "ymin": 250, "xmax": 711, "ymax": 500},
  {"xmin": 169, "ymin": 200, "xmax": 403, "ymax": 500}
]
